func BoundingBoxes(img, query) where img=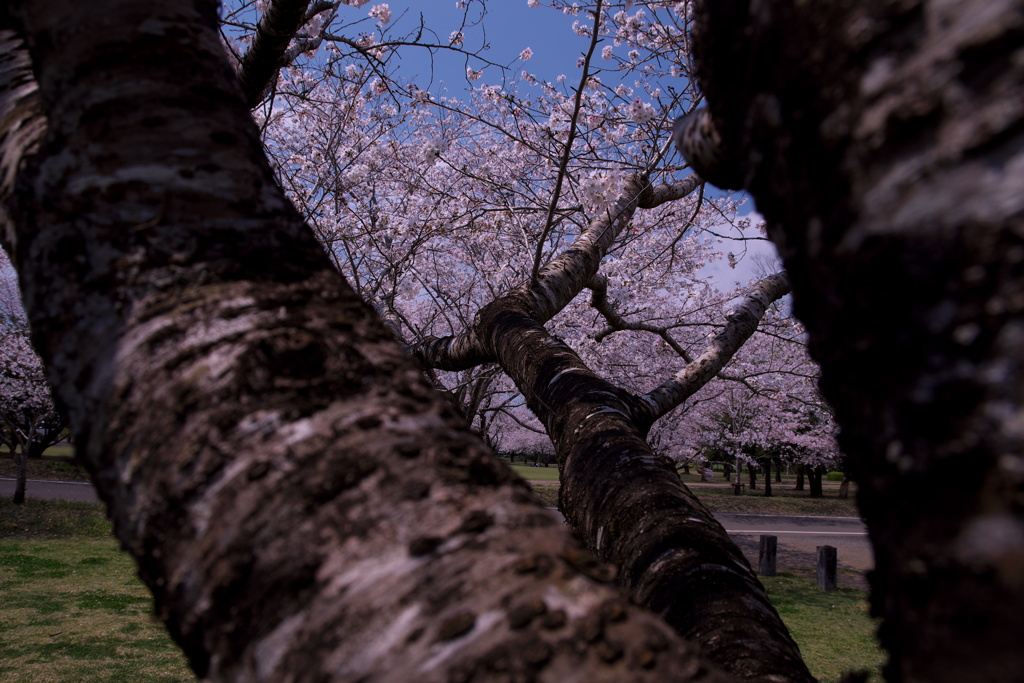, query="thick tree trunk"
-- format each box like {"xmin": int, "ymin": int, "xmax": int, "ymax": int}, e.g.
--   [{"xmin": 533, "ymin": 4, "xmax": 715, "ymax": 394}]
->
[
  {"xmin": 0, "ymin": 2, "xmax": 738, "ymax": 681},
  {"xmin": 807, "ymin": 468, "xmax": 823, "ymax": 499},
  {"xmin": 747, "ymin": 463, "xmax": 757, "ymax": 491},
  {"xmin": 12, "ymin": 447, "xmax": 26, "ymax": 504},
  {"xmin": 472, "ymin": 297, "xmax": 811, "ymax": 682},
  {"xmin": 794, "ymin": 465, "xmax": 804, "ymax": 491},
  {"xmin": 413, "ymin": 159, "xmax": 807, "ymax": 677},
  {"xmin": 761, "ymin": 459, "xmax": 772, "ymax": 498},
  {"xmin": 684, "ymin": 1, "xmax": 1024, "ymax": 680},
  {"xmin": 236, "ymin": 0, "xmax": 311, "ymax": 107}
]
